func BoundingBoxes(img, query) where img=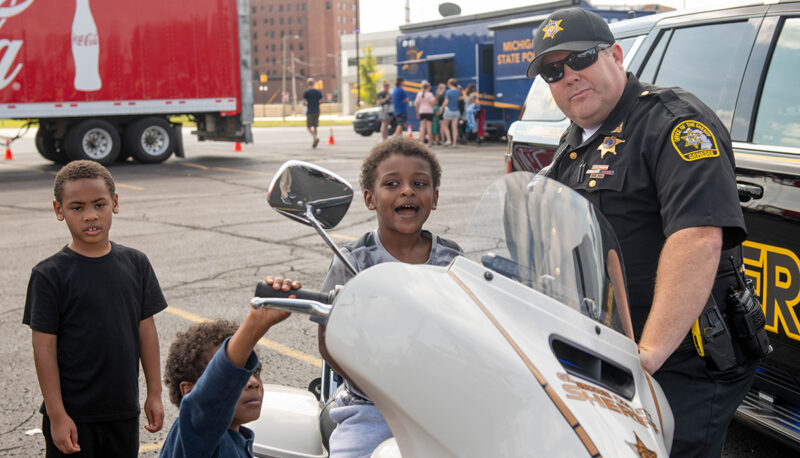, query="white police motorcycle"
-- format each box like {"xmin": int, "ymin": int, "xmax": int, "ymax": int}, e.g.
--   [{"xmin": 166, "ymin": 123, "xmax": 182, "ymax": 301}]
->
[{"xmin": 247, "ymin": 161, "xmax": 674, "ymax": 457}]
